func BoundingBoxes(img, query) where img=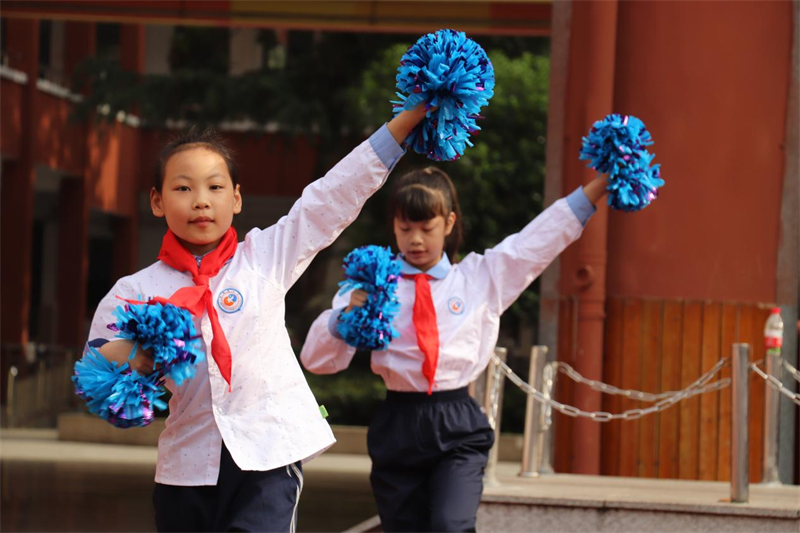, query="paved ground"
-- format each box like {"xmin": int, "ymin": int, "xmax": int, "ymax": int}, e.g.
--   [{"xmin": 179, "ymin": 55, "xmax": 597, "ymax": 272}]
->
[{"xmin": 2, "ymin": 428, "xmax": 798, "ymax": 532}]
